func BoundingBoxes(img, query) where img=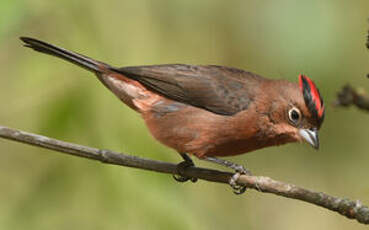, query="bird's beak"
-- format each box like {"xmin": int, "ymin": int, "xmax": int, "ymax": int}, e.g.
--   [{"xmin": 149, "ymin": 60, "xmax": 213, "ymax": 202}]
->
[{"xmin": 299, "ymin": 128, "xmax": 319, "ymax": 150}]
